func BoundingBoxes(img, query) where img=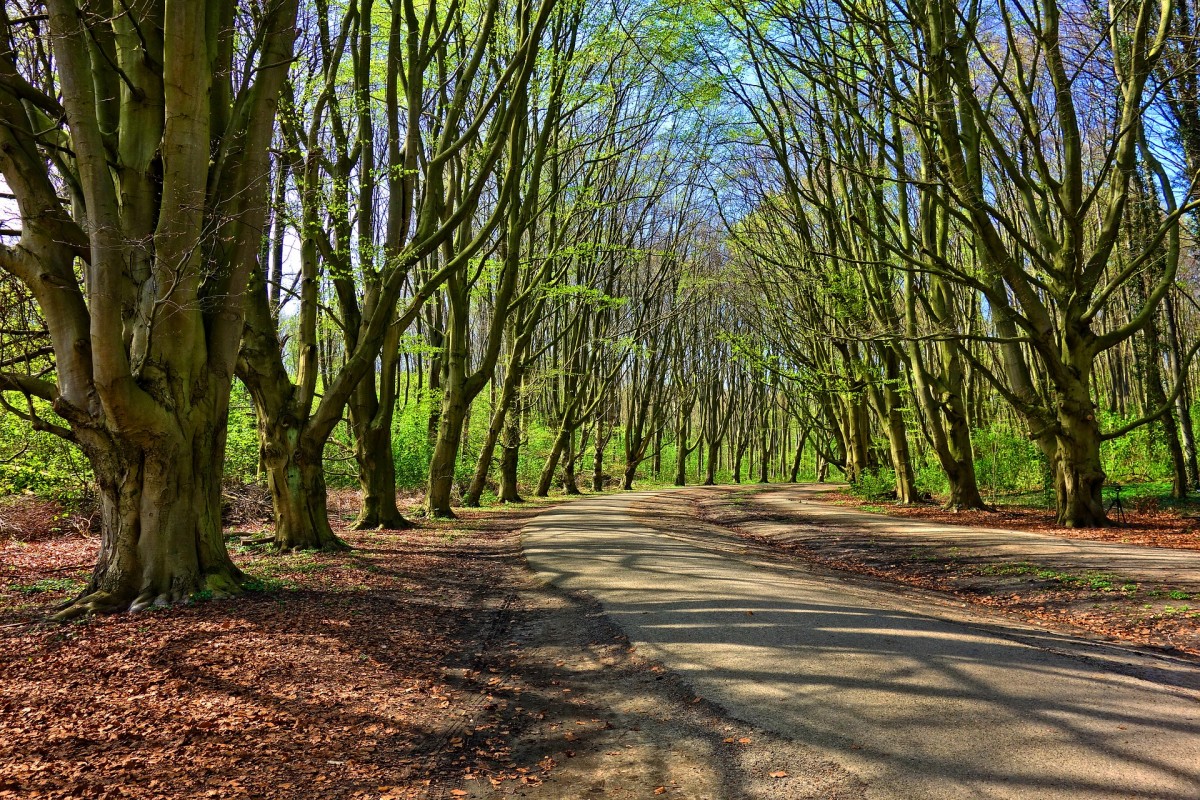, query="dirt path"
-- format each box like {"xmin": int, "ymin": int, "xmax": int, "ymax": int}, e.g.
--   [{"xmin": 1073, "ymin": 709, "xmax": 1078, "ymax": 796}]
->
[{"xmin": 523, "ymin": 489, "xmax": 1200, "ymax": 799}]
